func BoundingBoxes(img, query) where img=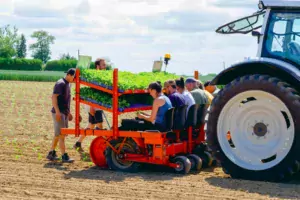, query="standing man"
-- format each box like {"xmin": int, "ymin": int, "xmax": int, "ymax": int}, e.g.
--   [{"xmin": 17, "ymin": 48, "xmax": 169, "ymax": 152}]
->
[
  {"xmin": 47, "ymin": 68, "xmax": 78, "ymax": 162},
  {"xmin": 185, "ymin": 77, "xmax": 208, "ymax": 105},
  {"xmin": 73, "ymin": 58, "xmax": 107, "ymax": 152}
]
